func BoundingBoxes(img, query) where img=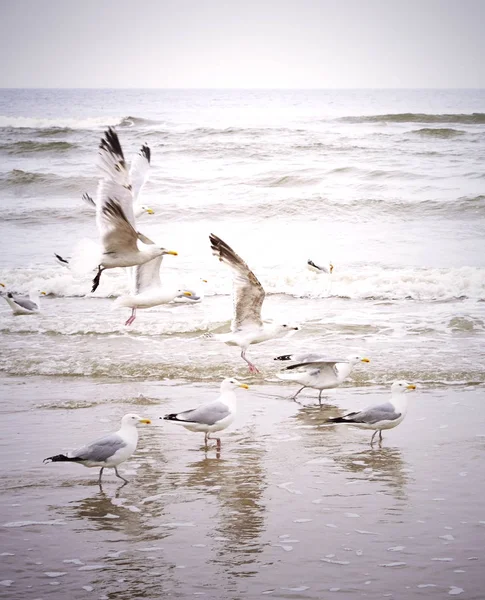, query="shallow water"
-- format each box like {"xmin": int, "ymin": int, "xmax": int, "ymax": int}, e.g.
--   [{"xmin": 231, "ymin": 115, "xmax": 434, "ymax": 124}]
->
[
  {"xmin": 1, "ymin": 378, "xmax": 484, "ymax": 599},
  {"xmin": 1, "ymin": 88, "xmax": 485, "ymax": 598}
]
